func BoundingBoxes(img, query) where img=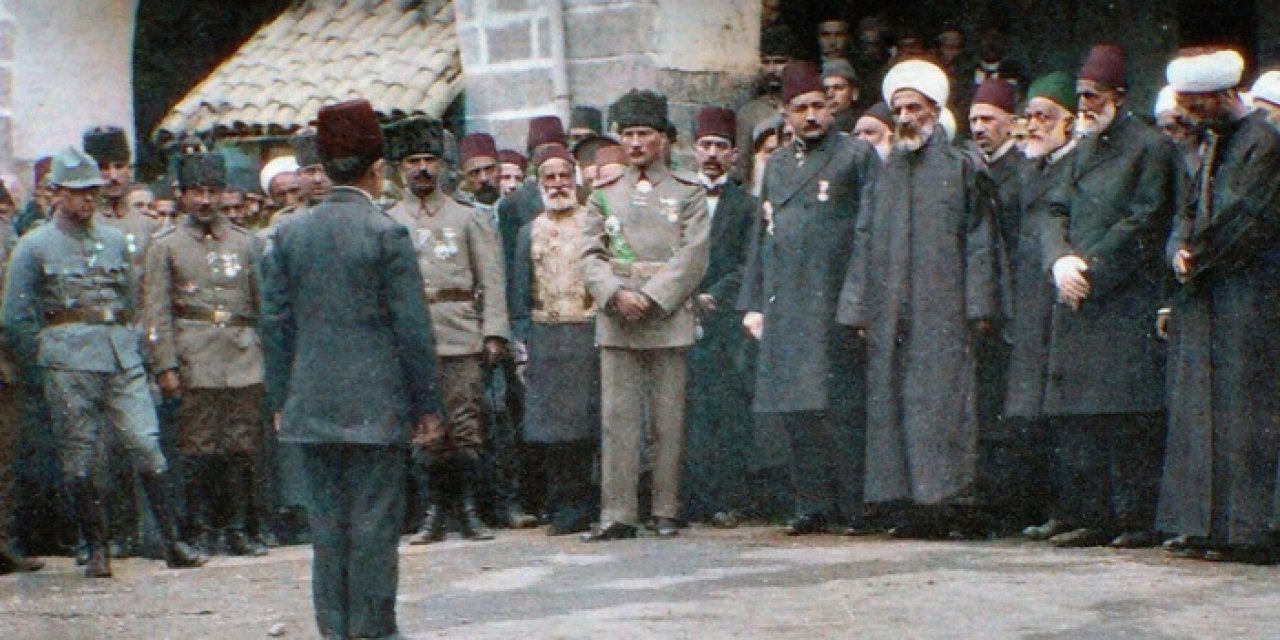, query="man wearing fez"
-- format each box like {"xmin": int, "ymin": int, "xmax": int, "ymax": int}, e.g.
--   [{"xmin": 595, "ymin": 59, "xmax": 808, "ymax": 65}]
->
[
  {"xmin": 262, "ymin": 100, "xmax": 443, "ymax": 639},
  {"xmin": 569, "ymin": 105, "xmax": 604, "ymax": 147},
  {"xmin": 580, "ymin": 89, "xmax": 710, "ymax": 541},
  {"xmin": 680, "ymin": 107, "xmax": 759, "ymax": 528},
  {"xmin": 498, "ymin": 149, "xmax": 528, "ymax": 198},
  {"xmin": 1002, "ymin": 72, "xmax": 1080, "ymax": 537},
  {"xmin": 1027, "ymin": 44, "xmax": 1179, "ymax": 549},
  {"xmin": 269, "ymin": 131, "xmax": 329, "ymax": 230},
  {"xmin": 1158, "ymin": 50, "xmax": 1280, "ymax": 562},
  {"xmin": 509, "ymin": 147, "xmax": 601, "ymax": 535},
  {"xmin": 382, "ymin": 117, "xmax": 511, "ymax": 543},
  {"xmin": 144, "ymin": 153, "xmax": 267, "ymax": 557},
  {"xmin": 499, "ymin": 116, "xmax": 568, "ymax": 286},
  {"xmin": 2, "ymin": 148, "xmax": 208, "ymax": 578},
  {"xmin": 456, "ymin": 133, "xmax": 502, "ymax": 210},
  {"xmin": 837, "ymin": 59, "xmax": 1002, "ymax": 538},
  {"xmin": 740, "ymin": 64, "xmax": 879, "ymax": 536}
]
